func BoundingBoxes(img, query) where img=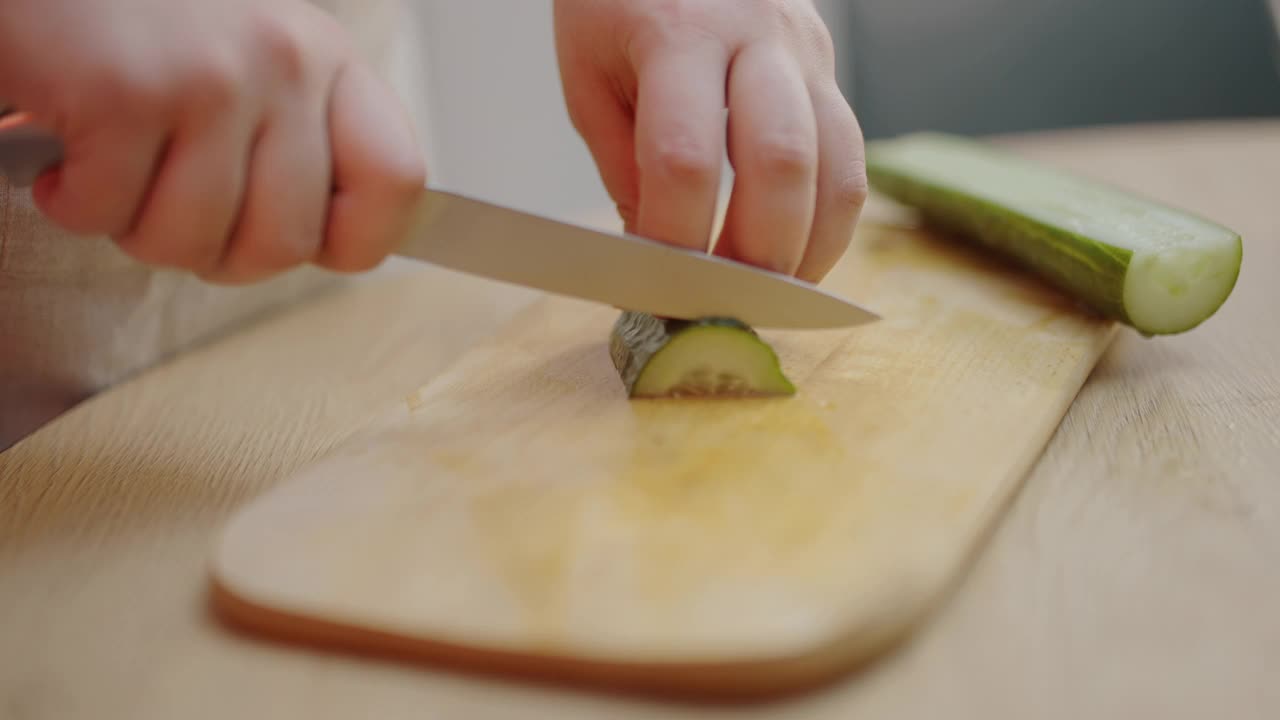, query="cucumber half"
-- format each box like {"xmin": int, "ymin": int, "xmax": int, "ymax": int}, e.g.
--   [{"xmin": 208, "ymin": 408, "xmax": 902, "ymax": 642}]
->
[
  {"xmin": 865, "ymin": 132, "xmax": 1243, "ymax": 335},
  {"xmin": 608, "ymin": 312, "xmax": 796, "ymax": 398}
]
